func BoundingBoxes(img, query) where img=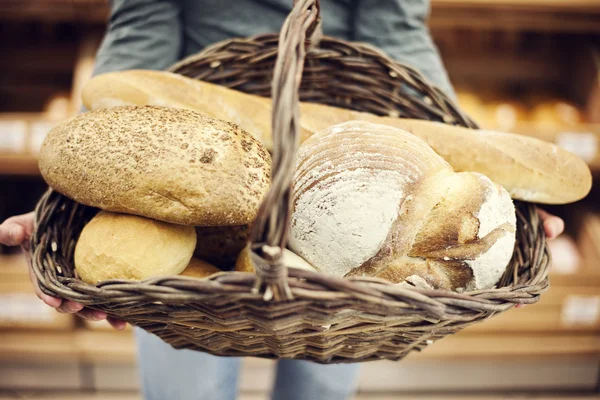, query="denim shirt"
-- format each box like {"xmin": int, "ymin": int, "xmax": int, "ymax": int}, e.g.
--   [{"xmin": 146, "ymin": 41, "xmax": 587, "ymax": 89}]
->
[{"xmin": 93, "ymin": 0, "xmax": 454, "ymax": 97}]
